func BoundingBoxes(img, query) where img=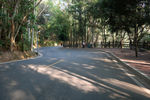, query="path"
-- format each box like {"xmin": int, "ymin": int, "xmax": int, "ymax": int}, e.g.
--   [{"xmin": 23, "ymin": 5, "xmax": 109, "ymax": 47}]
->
[{"xmin": 0, "ymin": 47, "xmax": 150, "ymax": 100}]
